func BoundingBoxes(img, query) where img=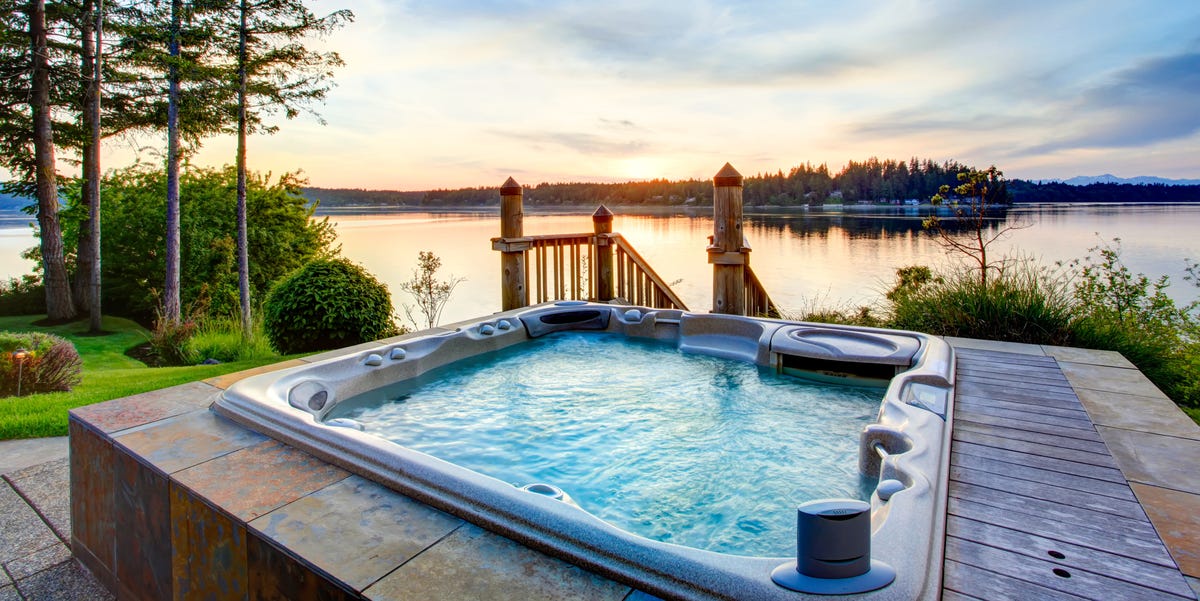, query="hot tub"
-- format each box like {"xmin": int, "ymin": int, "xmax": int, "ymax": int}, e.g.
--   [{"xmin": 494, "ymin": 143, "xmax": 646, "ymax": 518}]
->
[{"xmin": 214, "ymin": 302, "xmax": 955, "ymax": 601}]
